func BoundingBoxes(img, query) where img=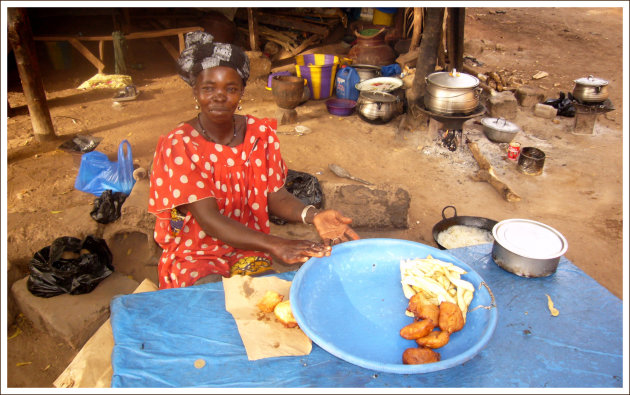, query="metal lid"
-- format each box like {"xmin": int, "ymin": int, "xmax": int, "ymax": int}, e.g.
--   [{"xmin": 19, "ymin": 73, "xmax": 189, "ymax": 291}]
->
[
  {"xmin": 426, "ymin": 69, "xmax": 479, "ymax": 89},
  {"xmin": 492, "ymin": 219, "xmax": 568, "ymax": 259},
  {"xmin": 481, "ymin": 117, "xmax": 521, "ymax": 133},
  {"xmin": 358, "ymin": 91, "xmax": 398, "ymax": 103},
  {"xmin": 355, "ymin": 77, "xmax": 403, "ymax": 92},
  {"xmin": 574, "ymin": 75, "xmax": 609, "ymax": 86}
]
